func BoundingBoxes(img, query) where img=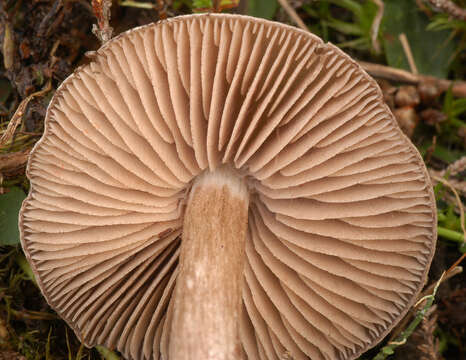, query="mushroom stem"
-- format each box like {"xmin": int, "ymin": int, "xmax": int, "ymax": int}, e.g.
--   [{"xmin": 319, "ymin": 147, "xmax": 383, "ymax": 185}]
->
[{"xmin": 169, "ymin": 168, "xmax": 249, "ymax": 360}]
